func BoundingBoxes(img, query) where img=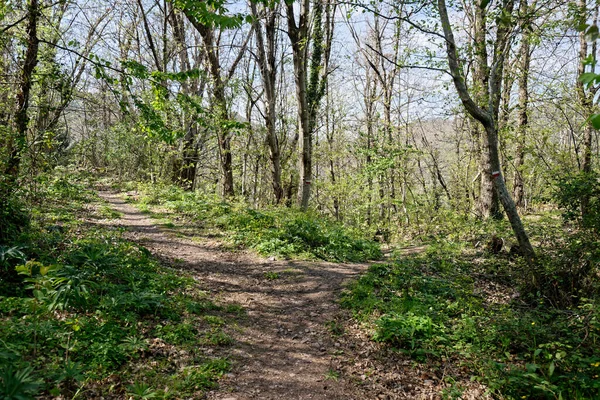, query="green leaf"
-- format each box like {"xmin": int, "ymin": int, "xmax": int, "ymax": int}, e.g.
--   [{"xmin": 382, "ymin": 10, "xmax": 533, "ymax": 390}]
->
[
  {"xmin": 579, "ymin": 72, "xmax": 598, "ymax": 86},
  {"xmin": 586, "ymin": 25, "xmax": 600, "ymax": 42},
  {"xmin": 577, "ymin": 23, "xmax": 590, "ymax": 32},
  {"xmin": 548, "ymin": 361, "xmax": 555, "ymax": 377},
  {"xmin": 589, "ymin": 114, "xmax": 600, "ymax": 129},
  {"xmin": 526, "ymin": 363, "xmax": 539, "ymax": 372}
]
